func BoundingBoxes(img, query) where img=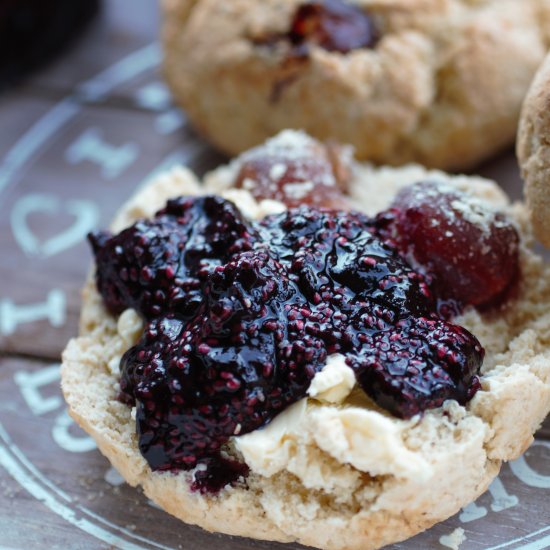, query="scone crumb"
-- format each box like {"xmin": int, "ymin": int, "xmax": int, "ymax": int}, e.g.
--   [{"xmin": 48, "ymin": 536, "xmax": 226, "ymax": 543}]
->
[
  {"xmin": 439, "ymin": 527, "xmax": 466, "ymax": 549},
  {"xmin": 117, "ymin": 309, "xmax": 144, "ymax": 347}
]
